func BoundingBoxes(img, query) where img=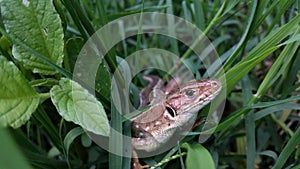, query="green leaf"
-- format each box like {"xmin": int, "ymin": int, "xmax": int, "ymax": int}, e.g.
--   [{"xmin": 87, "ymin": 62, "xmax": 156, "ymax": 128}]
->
[
  {"xmin": 223, "ymin": 0, "xmax": 258, "ymax": 70},
  {"xmin": 182, "ymin": 143, "xmax": 215, "ymax": 169},
  {"xmin": 63, "ymin": 127, "xmax": 85, "ymax": 158},
  {"xmin": 0, "ymin": 56, "xmax": 39, "ymax": 128},
  {"xmin": 0, "ymin": 0, "xmax": 64, "ymax": 75},
  {"xmin": 50, "ymin": 78, "xmax": 110, "ymax": 136},
  {"xmin": 257, "ymin": 150, "xmax": 278, "ymax": 161},
  {"xmin": 254, "ymin": 103, "xmax": 300, "ymax": 120},
  {"xmin": 0, "ymin": 129, "xmax": 34, "ymax": 169},
  {"xmin": 95, "ymin": 62, "xmax": 111, "ymax": 99},
  {"xmin": 272, "ymin": 126, "xmax": 300, "ymax": 169},
  {"xmin": 65, "ymin": 37, "xmax": 85, "ymax": 72},
  {"xmin": 194, "ymin": 0, "xmax": 205, "ymax": 31},
  {"xmin": 81, "ymin": 132, "xmax": 92, "ymax": 147},
  {"xmin": 0, "ymin": 36, "xmax": 12, "ymax": 54},
  {"xmin": 222, "ymin": 12, "xmax": 300, "ymax": 92}
]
